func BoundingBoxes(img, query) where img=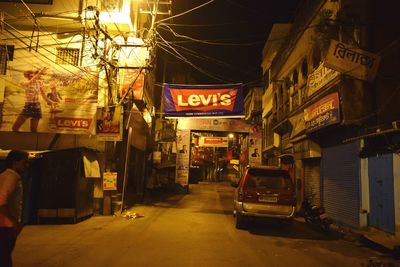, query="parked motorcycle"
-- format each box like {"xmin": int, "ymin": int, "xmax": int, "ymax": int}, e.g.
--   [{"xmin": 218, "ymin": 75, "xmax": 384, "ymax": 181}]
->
[{"xmin": 302, "ymin": 196, "xmax": 332, "ymax": 232}]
